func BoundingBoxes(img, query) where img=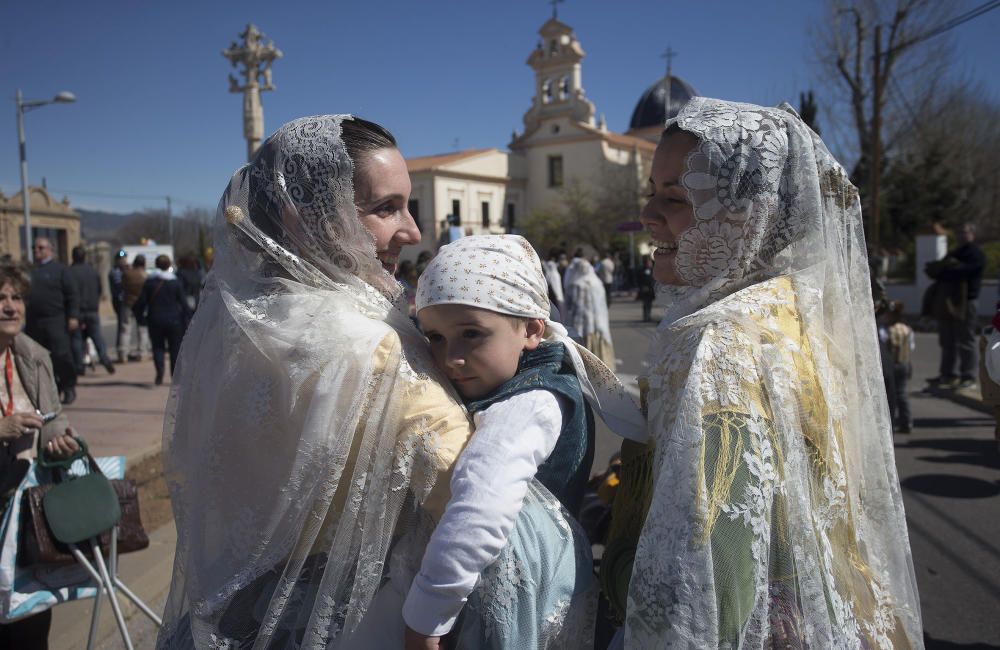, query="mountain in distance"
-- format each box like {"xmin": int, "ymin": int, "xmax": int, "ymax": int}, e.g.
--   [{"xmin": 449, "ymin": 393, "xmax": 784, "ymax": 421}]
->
[{"xmin": 78, "ymin": 208, "xmax": 142, "ymax": 241}]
